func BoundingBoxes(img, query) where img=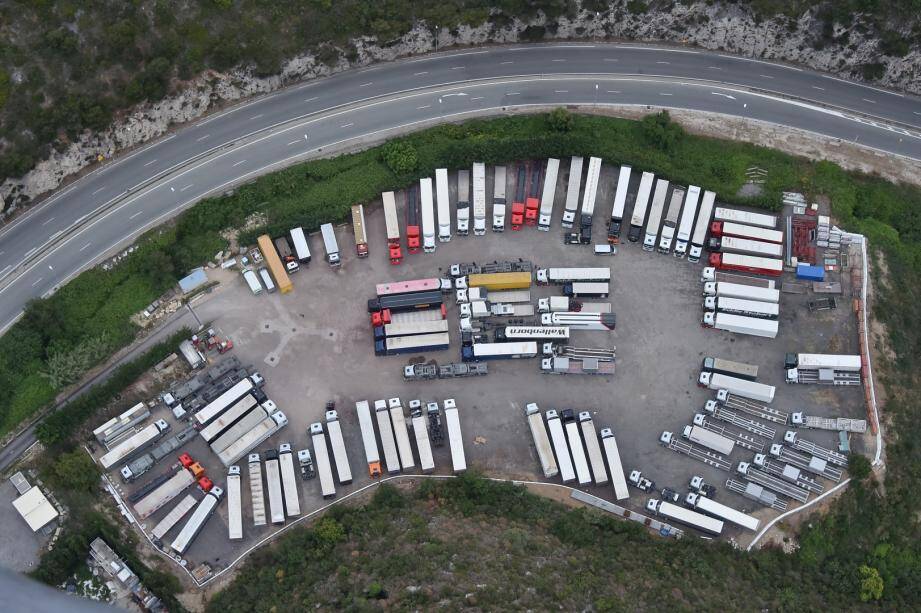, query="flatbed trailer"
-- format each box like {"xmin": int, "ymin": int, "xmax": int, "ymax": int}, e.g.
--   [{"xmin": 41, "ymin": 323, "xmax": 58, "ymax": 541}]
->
[
  {"xmin": 374, "ymin": 400, "xmax": 401, "ymax": 474},
  {"xmin": 545, "ymin": 410, "xmax": 575, "ymax": 483},
  {"xmin": 443, "ymin": 399, "xmax": 467, "ymax": 473},
  {"xmin": 561, "ymin": 156, "xmax": 583, "ymax": 229},
  {"xmin": 783, "ymin": 431, "xmax": 848, "ymax": 466},
  {"xmin": 715, "ymin": 392, "xmax": 789, "ymax": 424},
  {"xmin": 701, "ymin": 357, "xmax": 759, "ymax": 381},
  {"xmin": 227, "ymin": 466, "xmax": 243, "ymax": 540},
  {"xmin": 687, "ymin": 190, "xmax": 716, "ymax": 263},
  {"xmin": 702, "ymin": 401, "xmax": 776, "ymax": 439},
  {"xmin": 659, "ymin": 431, "xmax": 731, "ymax": 471},
  {"xmin": 725, "ymin": 478, "xmax": 788, "ymax": 511},
  {"xmin": 310, "ymin": 423, "xmax": 337, "ymax": 499},
  {"xmin": 737, "ymin": 462, "xmax": 809, "ymax": 503},
  {"xmin": 753, "ymin": 454, "xmax": 824, "ymax": 494},
  {"xmin": 769, "ymin": 443, "xmax": 842, "ymax": 481},
  {"xmin": 278, "ymin": 444, "xmax": 302, "ymax": 516},
  {"xmin": 579, "ymin": 412, "xmax": 608, "ymax": 485},
  {"xmin": 790, "ymin": 412, "xmax": 867, "ymax": 433},
  {"xmin": 537, "ymin": 158, "xmax": 560, "ymax": 230},
  {"xmin": 543, "ymin": 344, "xmax": 616, "ymax": 362},
  {"xmin": 541, "ymin": 356, "xmax": 615, "ymax": 375},
  {"xmin": 525, "ymin": 403, "xmax": 558, "ymax": 478},
  {"xmin": 247, "ymin": 453, "xmax": 267, "ymax": 526}
]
